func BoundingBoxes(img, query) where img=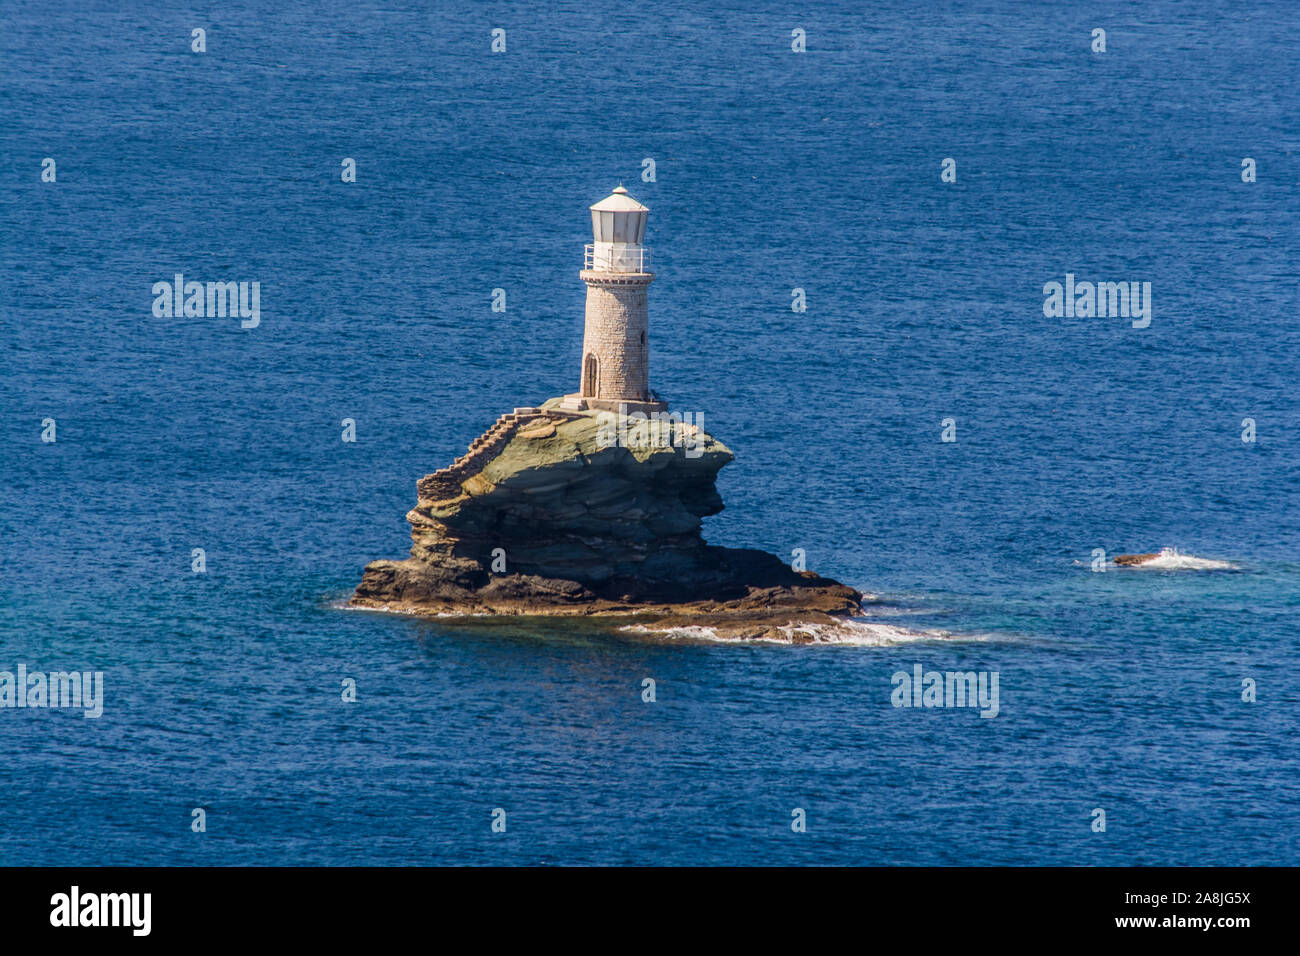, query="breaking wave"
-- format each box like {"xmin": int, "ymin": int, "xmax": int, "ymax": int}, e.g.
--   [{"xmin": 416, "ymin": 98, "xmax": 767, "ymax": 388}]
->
[
  {"xmin": 1119, "ymin": 547, "xmax": 1237, "ymax": 571},
  {"xmin": 621, "ymin": 617, "xmax": 995, "ymax": 647}
]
